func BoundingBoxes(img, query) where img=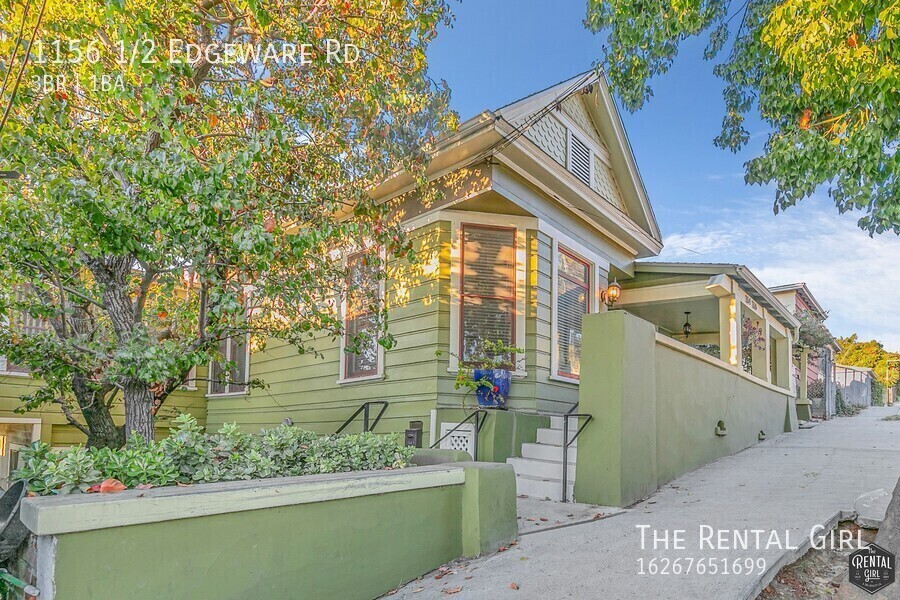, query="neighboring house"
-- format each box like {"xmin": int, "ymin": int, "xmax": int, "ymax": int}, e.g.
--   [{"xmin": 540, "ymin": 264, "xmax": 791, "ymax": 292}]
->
[
  {"xmin": 205, "ymin": 71, "xmax": 664, "ymax": 461},
  {"xmin": 770, "ymin": 282, "xmax": 839, "ymax": 420}
]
